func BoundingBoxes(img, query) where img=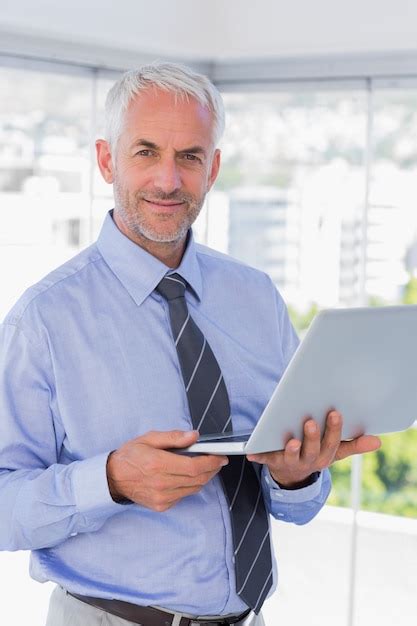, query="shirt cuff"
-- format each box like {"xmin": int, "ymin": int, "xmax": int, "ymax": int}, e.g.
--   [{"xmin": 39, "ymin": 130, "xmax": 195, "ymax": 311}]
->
[
  {"xmin": 72, "ymin": 452, "xmax": 129, "ymax": 518},
  {"xmin": 263, "ymin": 465, "xmax": 323, "ymax": 504}
]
